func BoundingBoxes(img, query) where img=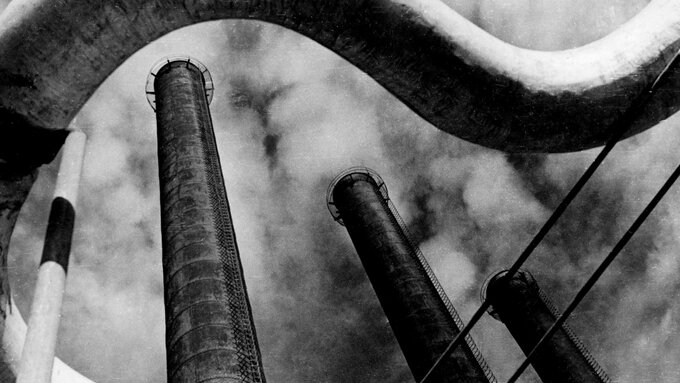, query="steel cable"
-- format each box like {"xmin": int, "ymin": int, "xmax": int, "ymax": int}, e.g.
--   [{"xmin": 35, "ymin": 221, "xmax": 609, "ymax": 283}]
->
[
  {"xmin": 419, "ymin": 47, "xmax": 680, "ymax": 383},
  {"xmin": 507, "ymin": 156, "xmax": 680, "ymax": 383}
]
